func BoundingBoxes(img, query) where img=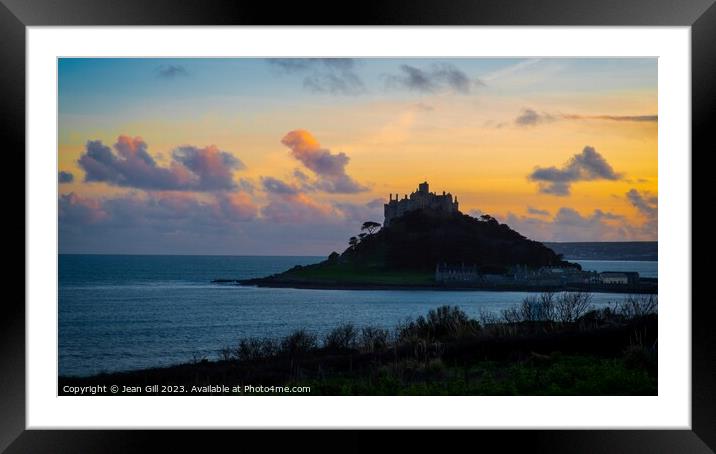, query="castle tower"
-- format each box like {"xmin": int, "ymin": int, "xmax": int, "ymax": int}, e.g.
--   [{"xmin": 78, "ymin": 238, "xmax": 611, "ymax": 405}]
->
[{"xmin": 384, "ymin": 181, "xmax": 461, "ymax": 227}]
